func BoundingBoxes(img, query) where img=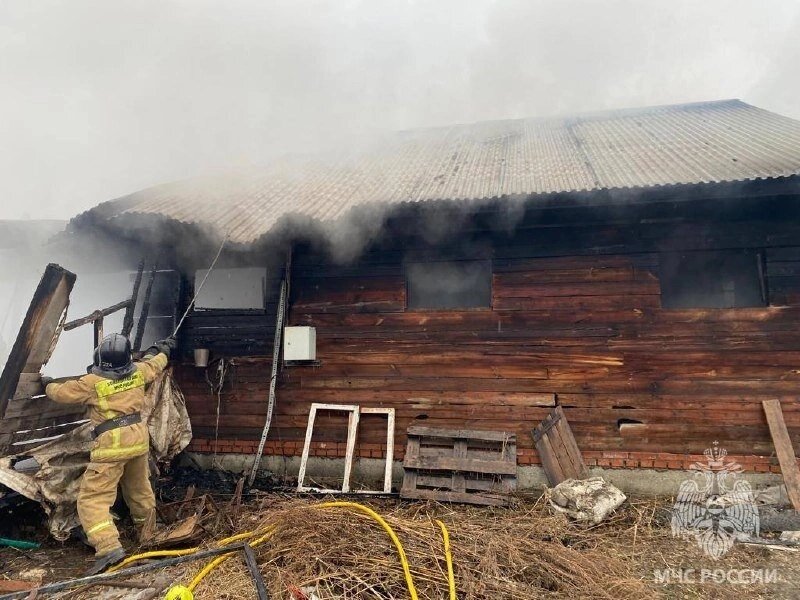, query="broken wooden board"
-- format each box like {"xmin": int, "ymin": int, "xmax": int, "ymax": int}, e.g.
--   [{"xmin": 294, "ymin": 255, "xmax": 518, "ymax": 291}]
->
[
  {"xmin": 147, "ymin": 494, "xmax": 226, "ymax": 548},
  {"xmin": 0, "ymin": 265, "xmax": 80, "ymax": 454},
  {"xmin": 401, "ymin": 425, "xmax": 516, "ymax": 506},
  {"xmin": 762, "ymin": 399, "xmax": 800, "ymax": 511},
  {"xmin": 0, "ymin": 580, "xmax": 36, "ymax": 593},
  {"xmin": 532, "ymin": 405, "xmax": 588, "ymax": 486}
]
